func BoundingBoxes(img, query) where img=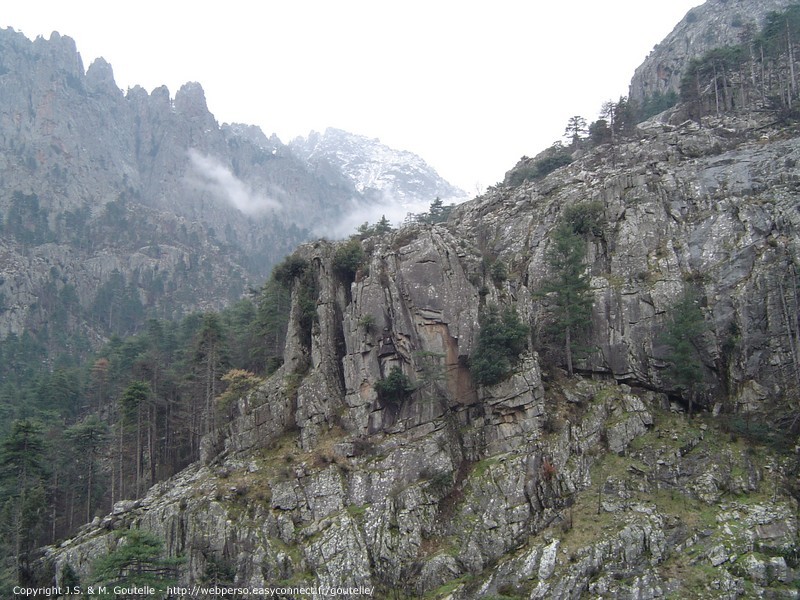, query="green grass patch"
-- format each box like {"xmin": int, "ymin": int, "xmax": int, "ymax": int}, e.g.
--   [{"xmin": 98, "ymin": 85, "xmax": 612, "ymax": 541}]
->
[
  {"xmin": 471, "ymin": 457, "xmax": 501, "ymax": 478},
  {"xmin": 424, "ymin": 574, "xmax": 475, "ymax": 599},
  {"xmin": 661, "ymin": 561, "xmax": 723, "ymax": 599},
  {"xmin": 346, "ymin": 504, "xmax": 368, "ymax": 518}
]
